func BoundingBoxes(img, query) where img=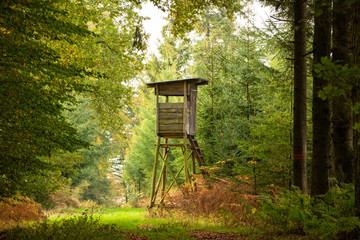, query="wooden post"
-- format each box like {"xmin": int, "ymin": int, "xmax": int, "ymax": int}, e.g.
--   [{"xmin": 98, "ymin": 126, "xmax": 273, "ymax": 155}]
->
[
  {"xmin": 184, "ymin": 136, "xmax": 189, "ymax": 182},
  {"xmin": 162, "ymin": 96, "xmax": 169, "ymax": 199},
  {"xmin": 191, "ymin": 151, "xmax": 196, "ymax": 175},
  {"xmin": 150, "ymin": 136, "xmax": 161, "ymax": 207},
  {"xmin": 183, "ymin": 82, "xmax": 189, "ymax": 182},
  {"xmin": 155, "ymin": 84, "xmax": 159, "ymax": 135}
]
